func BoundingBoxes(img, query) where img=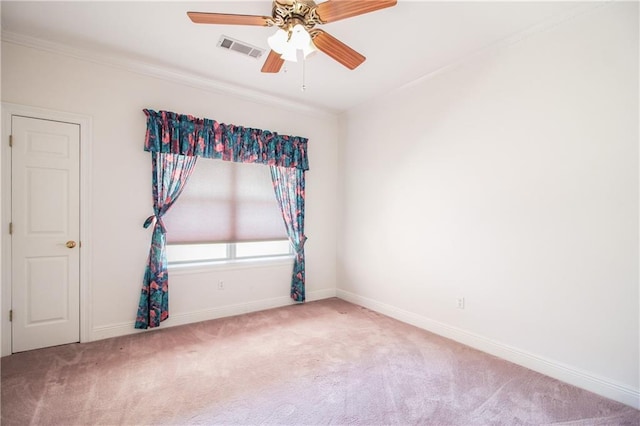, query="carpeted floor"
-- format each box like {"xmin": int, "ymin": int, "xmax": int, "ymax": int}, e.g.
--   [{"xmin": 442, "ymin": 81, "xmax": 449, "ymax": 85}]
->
[{"xmin": 1, "ymin": 298, "xmax": 638, "ymax": 425}]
